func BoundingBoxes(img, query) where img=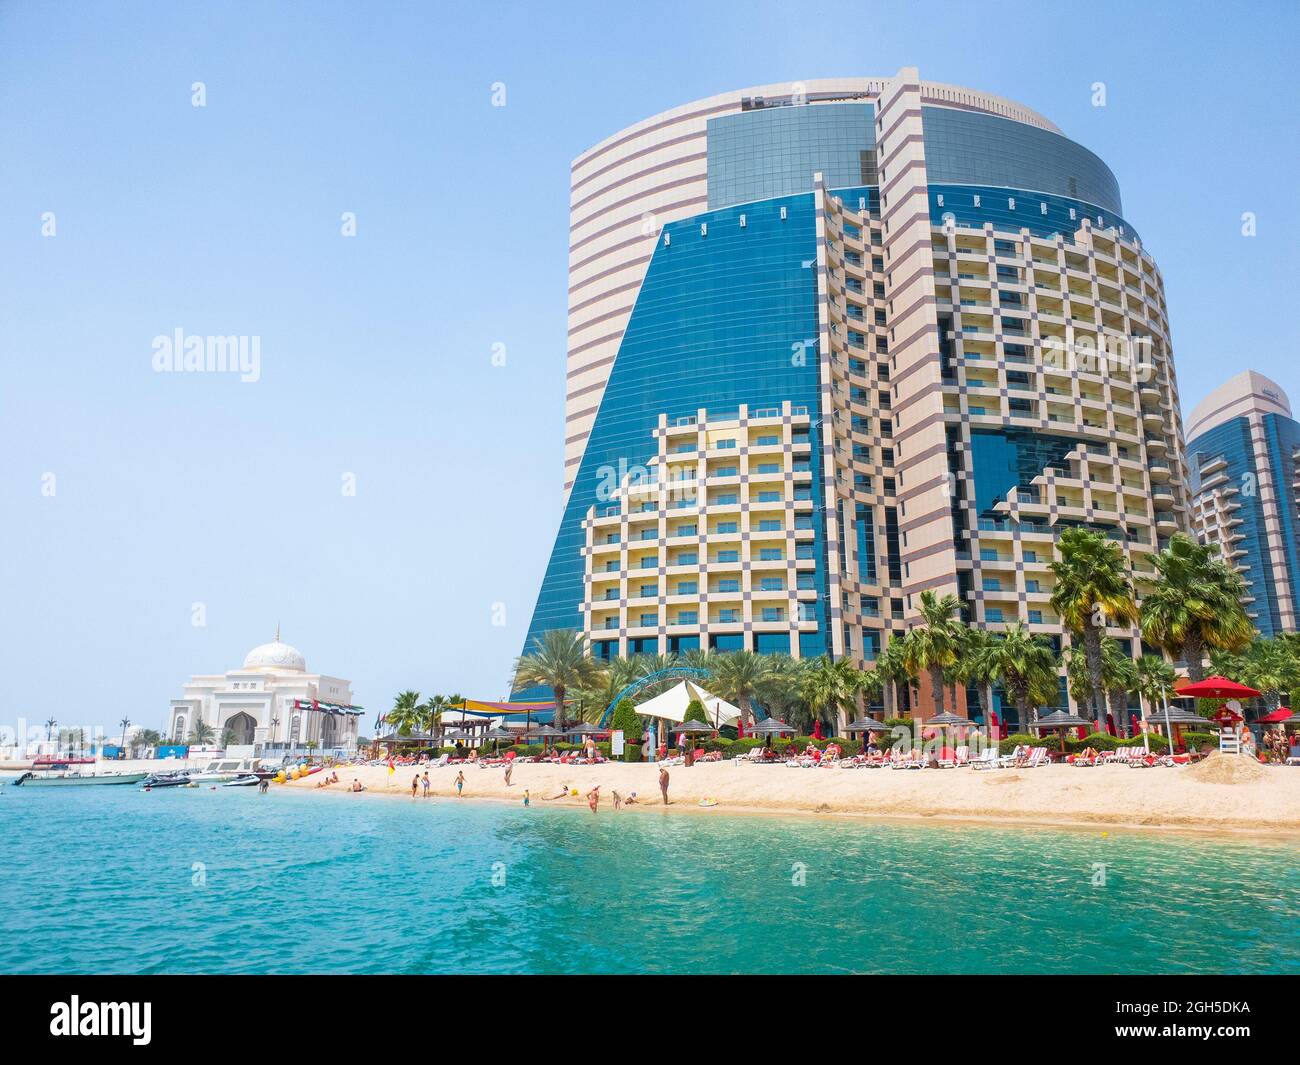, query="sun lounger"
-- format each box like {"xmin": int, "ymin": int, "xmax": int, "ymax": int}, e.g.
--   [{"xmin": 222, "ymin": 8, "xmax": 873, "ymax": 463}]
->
[
  {"xmin": 891, "ymin": 750, "xmax": 923, "ymax": 770},
  {"xmin": 969, "ymin": 747, "xmax": 1001, "ymax": 770}
]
